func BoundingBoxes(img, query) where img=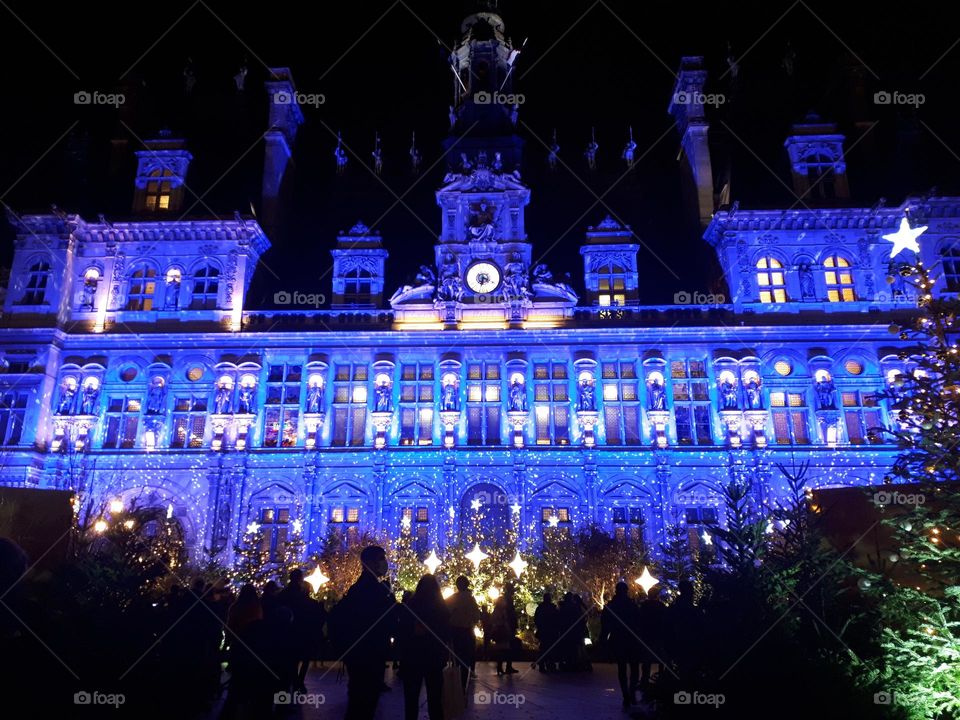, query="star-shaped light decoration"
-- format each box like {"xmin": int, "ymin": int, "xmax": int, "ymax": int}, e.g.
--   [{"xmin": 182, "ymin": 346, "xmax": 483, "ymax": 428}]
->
[
  {"xmin": 882, "ymin": 216, "xmax": 927, "ymax": 258},
  {"xmin": 634, "ymin": 566, "xmax": 659, "ymax": 594},
  {"xmin": 470, "ymin": 498, "xmax": 482, "ymax": 511},
  {"xmin": 547, "ymin": 514, "xmax": 560, "ymax": 528},
  {"xmin": 510, "ymin": 502, "xmax": 522, "ymax": 515},
  {"xmin": 245, "ymin": 521, "xmax": 261, "ymax": 535},
  {"xmin": 423, "ymin": 549, "xmax": 442, "ymax": 574},
  {"xmin": 305, "ymin": 566, "xmax": 329, "ymax": 594},
  {"xmin": 701, "ymin": 530, "xmax": 713, "ymax": 545},
  {"xmin": 400, "ymin": 514, "xmax": 411, "ymax": 529},
  {"xmin": 291, "ymin": 518, "xmax": 303, "ymax": 534},
  {"xmin": 466, "ymin": 543, "xmax": 489, "ymax": 569},
  {"xmin": 508, "ymin": 552, "xmax": 528, "ymax": 578}
]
